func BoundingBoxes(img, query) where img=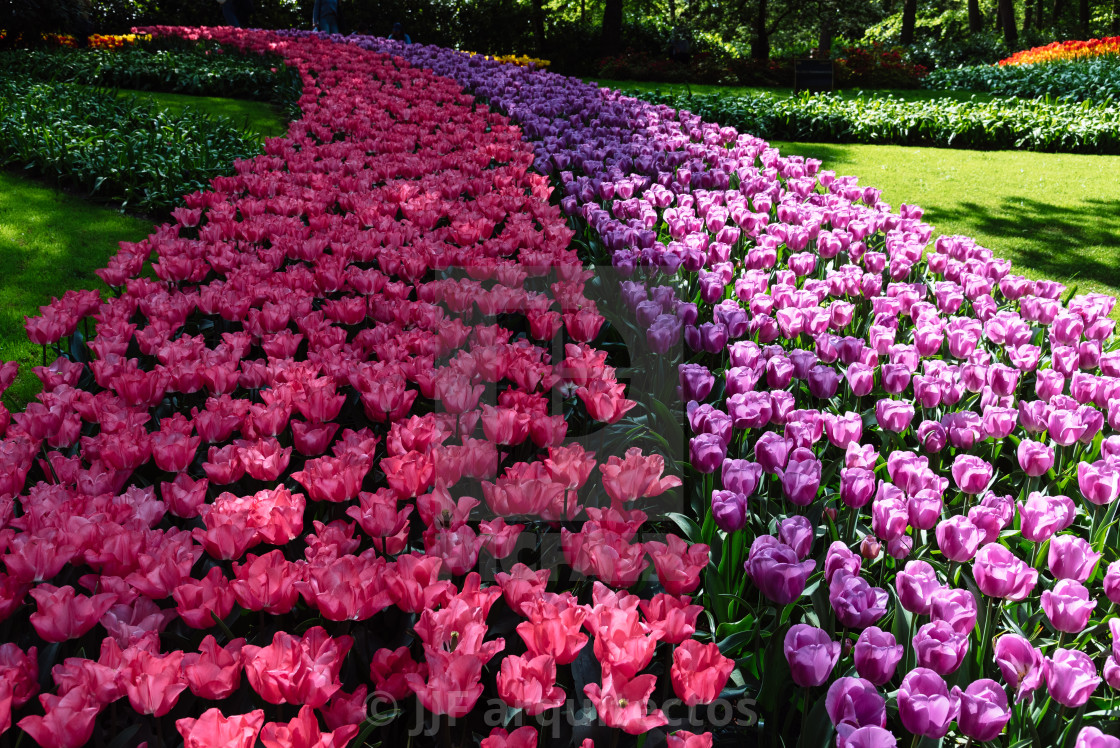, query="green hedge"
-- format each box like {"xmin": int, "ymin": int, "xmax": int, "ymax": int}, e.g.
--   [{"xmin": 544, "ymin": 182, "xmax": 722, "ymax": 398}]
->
[
  {"xmin": 632, "ymin": 89, "xmax": 1120, "ymax": 154},
  {"xmin": 0, "ymin": 75, "xmax": 267, "ymax": 214},
  {"xmin": 0, "ymin": 40, "xmax": 300, "ymax": 104},
  {"xmin": 925, "ymin": 57, "xmax": 1120, "ymax": 104}
]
